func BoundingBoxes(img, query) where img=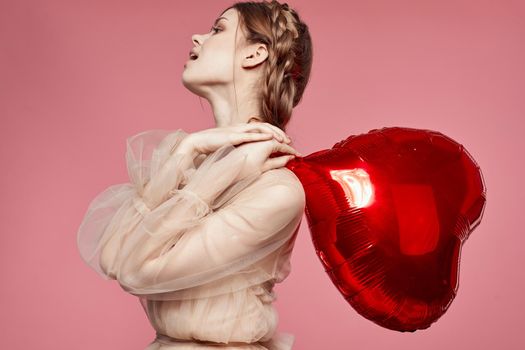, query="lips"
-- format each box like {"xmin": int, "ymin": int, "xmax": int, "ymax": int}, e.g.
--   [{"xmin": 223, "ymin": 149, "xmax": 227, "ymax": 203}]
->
[{"xmin": 189, "ymin": 49, "xmax": 199, "ymax": 60}]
